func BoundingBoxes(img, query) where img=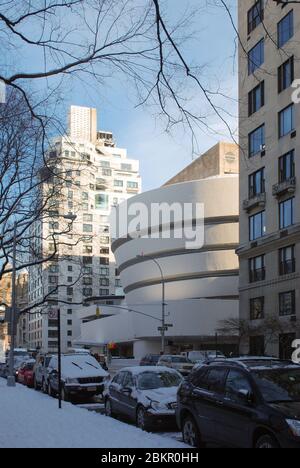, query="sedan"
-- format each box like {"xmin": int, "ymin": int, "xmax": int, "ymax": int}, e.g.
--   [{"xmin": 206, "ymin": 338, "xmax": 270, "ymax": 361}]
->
[
  {"xmin": 17, "ymin": 361, "xmax": 35, "ymax": 387},
  {"xmin": 104, "ymin": 366, "xmax": 183, "ymax": 431}
]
